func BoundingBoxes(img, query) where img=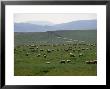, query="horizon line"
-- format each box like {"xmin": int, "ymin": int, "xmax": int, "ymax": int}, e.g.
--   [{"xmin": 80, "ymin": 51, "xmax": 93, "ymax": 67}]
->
[{"xmin": 14, "ymin": 19, "xmax": 97, "ymax": 25}]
